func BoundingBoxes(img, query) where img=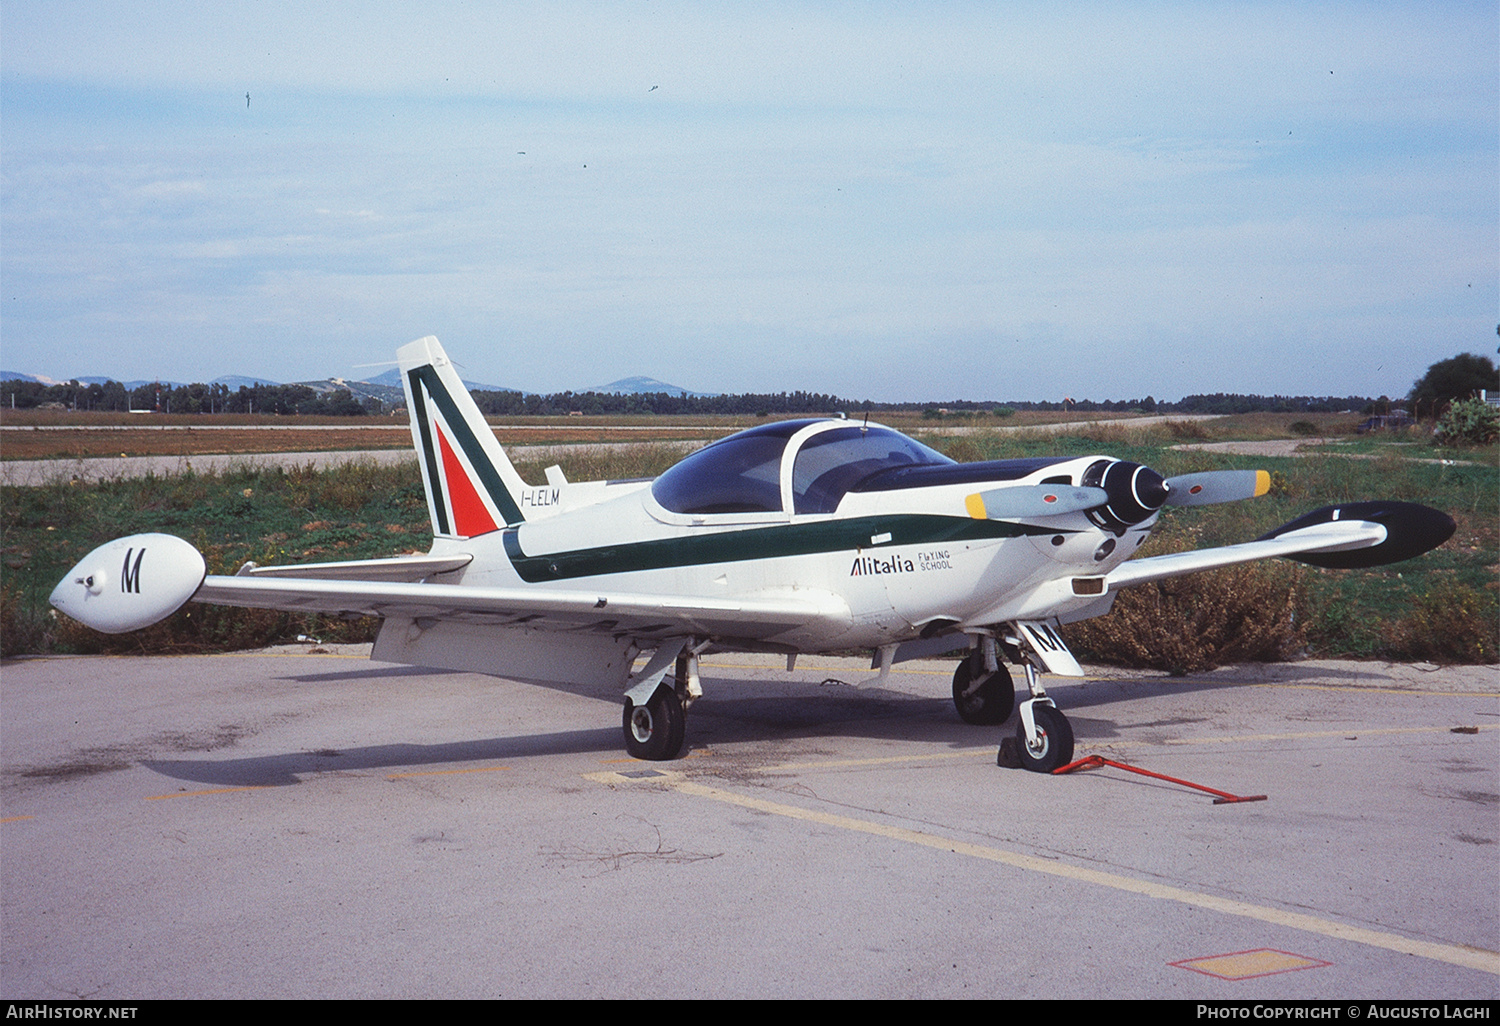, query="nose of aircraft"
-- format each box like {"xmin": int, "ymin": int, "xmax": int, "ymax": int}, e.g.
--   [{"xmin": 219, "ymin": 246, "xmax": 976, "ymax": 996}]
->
[{"xmin": 1086, "ymin": 460, "xmax": 1169, "ymax": 530}]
